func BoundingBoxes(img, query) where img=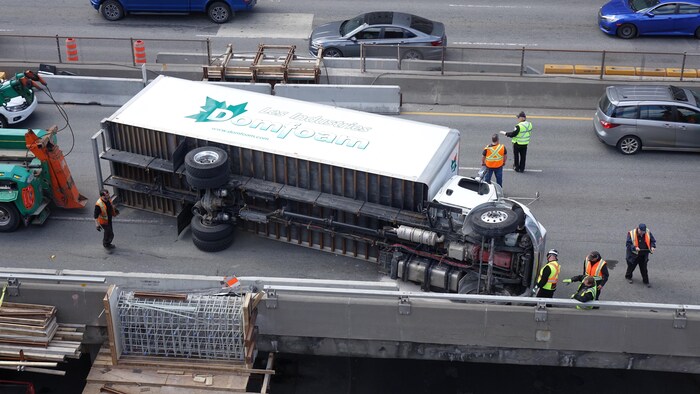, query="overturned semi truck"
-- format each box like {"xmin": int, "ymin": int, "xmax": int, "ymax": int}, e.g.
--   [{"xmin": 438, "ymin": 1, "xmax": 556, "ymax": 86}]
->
[{"xmin": 93, "ymin": 76, "xmax": 546, "ymax": 295}]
